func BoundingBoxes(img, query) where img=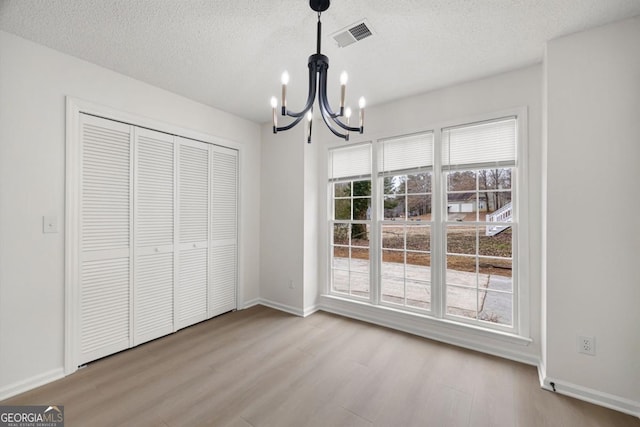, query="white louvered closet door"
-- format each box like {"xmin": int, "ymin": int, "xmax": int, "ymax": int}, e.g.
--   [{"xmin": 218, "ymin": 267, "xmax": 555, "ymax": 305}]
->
[
  {"xmin": 210, "ymin": 146, "xmax": 238, "ymax": 317},
  {"xmin": 79, "ymin": 114, "xmax": 132, "ymax": 365},
  {"xmin": 133, "ymin": 128, "xmax": 175, "ymax": 345},
  {"xmin": 176, "ymin": 137, "xmax": 210, "ymax": 329}
]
